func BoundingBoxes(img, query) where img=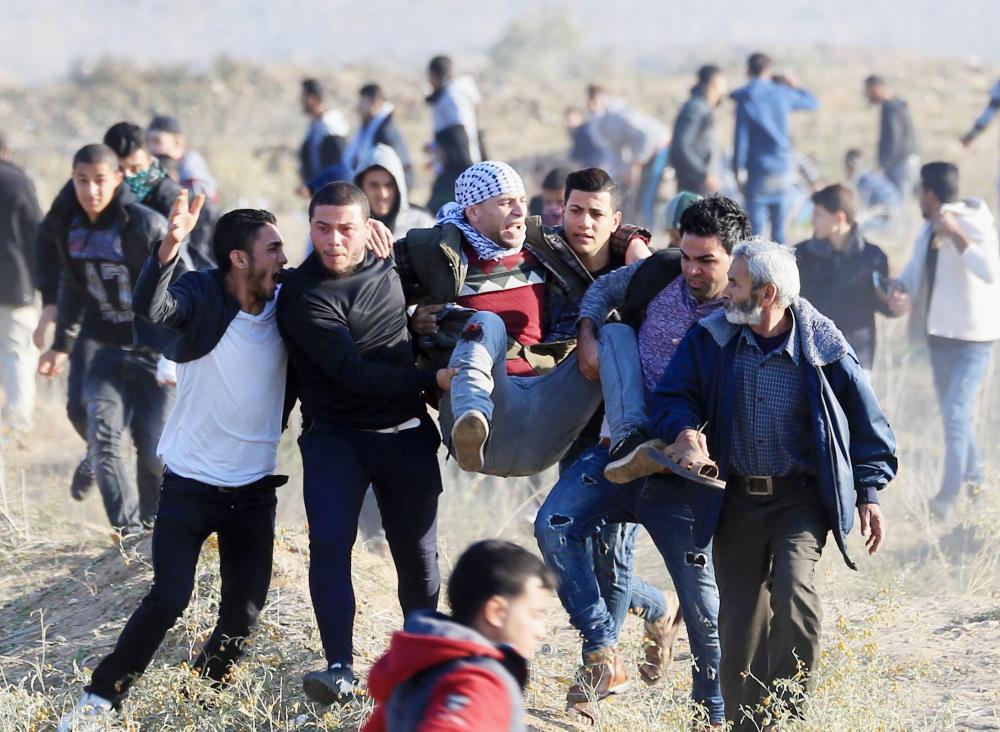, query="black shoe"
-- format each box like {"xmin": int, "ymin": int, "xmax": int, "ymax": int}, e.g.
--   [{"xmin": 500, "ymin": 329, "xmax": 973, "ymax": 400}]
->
[
  {"xmin": 70, "ymin": 457, "xmax": 95, "ymax": 501},
  {"xmin": 604, "ymin": 431, "xmax": 665, "ymax": 484},
  {"xmin": 302, "ymin": 663, "xmax": 357, "ymax": 705}
]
